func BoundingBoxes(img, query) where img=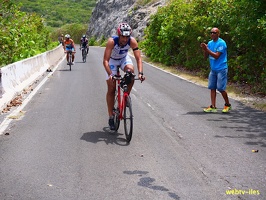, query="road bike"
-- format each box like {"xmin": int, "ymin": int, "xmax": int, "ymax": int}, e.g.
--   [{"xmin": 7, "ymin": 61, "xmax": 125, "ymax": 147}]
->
[
  {"xmin": 112, "ymin": 68, "xmax": 139, "ymax": 143},
  {"xmin": 81, "ymin": 47, "xmax": 87, "ymax": 63},
  {"xmin": 66, "ymin": 50, "xmax": 74, "ymax": 71}
]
